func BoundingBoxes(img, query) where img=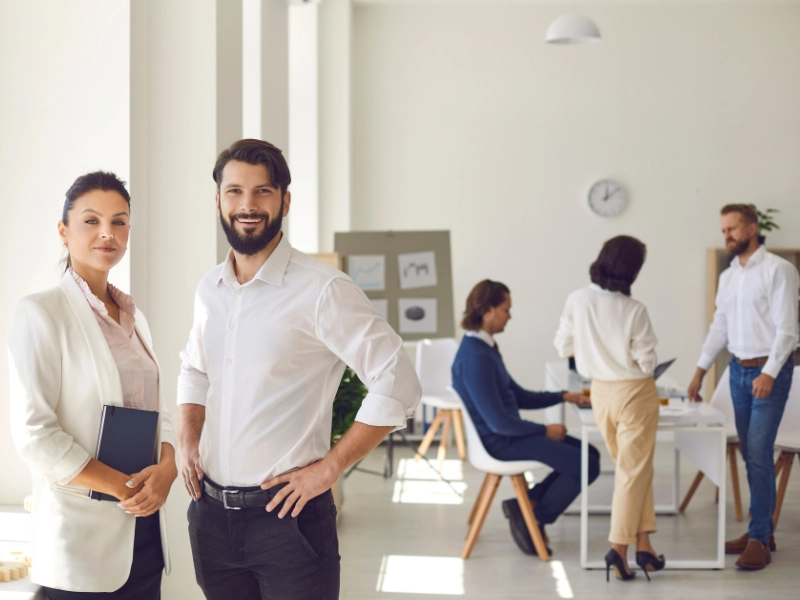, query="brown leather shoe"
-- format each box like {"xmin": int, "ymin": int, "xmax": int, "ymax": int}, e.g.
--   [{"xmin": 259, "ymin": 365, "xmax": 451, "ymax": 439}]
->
[
  {"xmin": 735, "ymin": 540, "xmax": 772, "ymax": 570},
  {"xmin": 725, "ymin": 532, "xmax": 776, "ymax": 555}
]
